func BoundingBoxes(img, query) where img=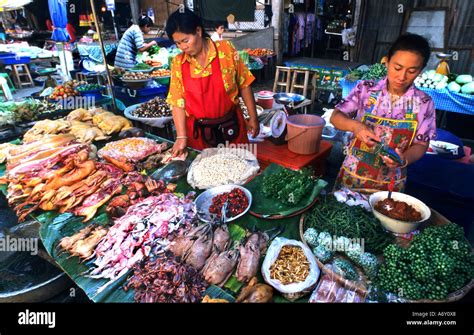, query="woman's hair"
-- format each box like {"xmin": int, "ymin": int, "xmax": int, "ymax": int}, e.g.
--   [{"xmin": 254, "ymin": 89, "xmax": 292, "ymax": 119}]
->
[
  {"xmin": 214, "ymin": 21, "xmax": 225, "ymax": 30},
  {"xmin": 165, "ymin": 8, "xmax": 209, "ymax": 39},
  {"xmin": 138, "ymin": 16, "xmax": 153, "ymax": 28},
  {"xmin": 388, "ymin": 34, "xmax": 431, "ymax": 67}
]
